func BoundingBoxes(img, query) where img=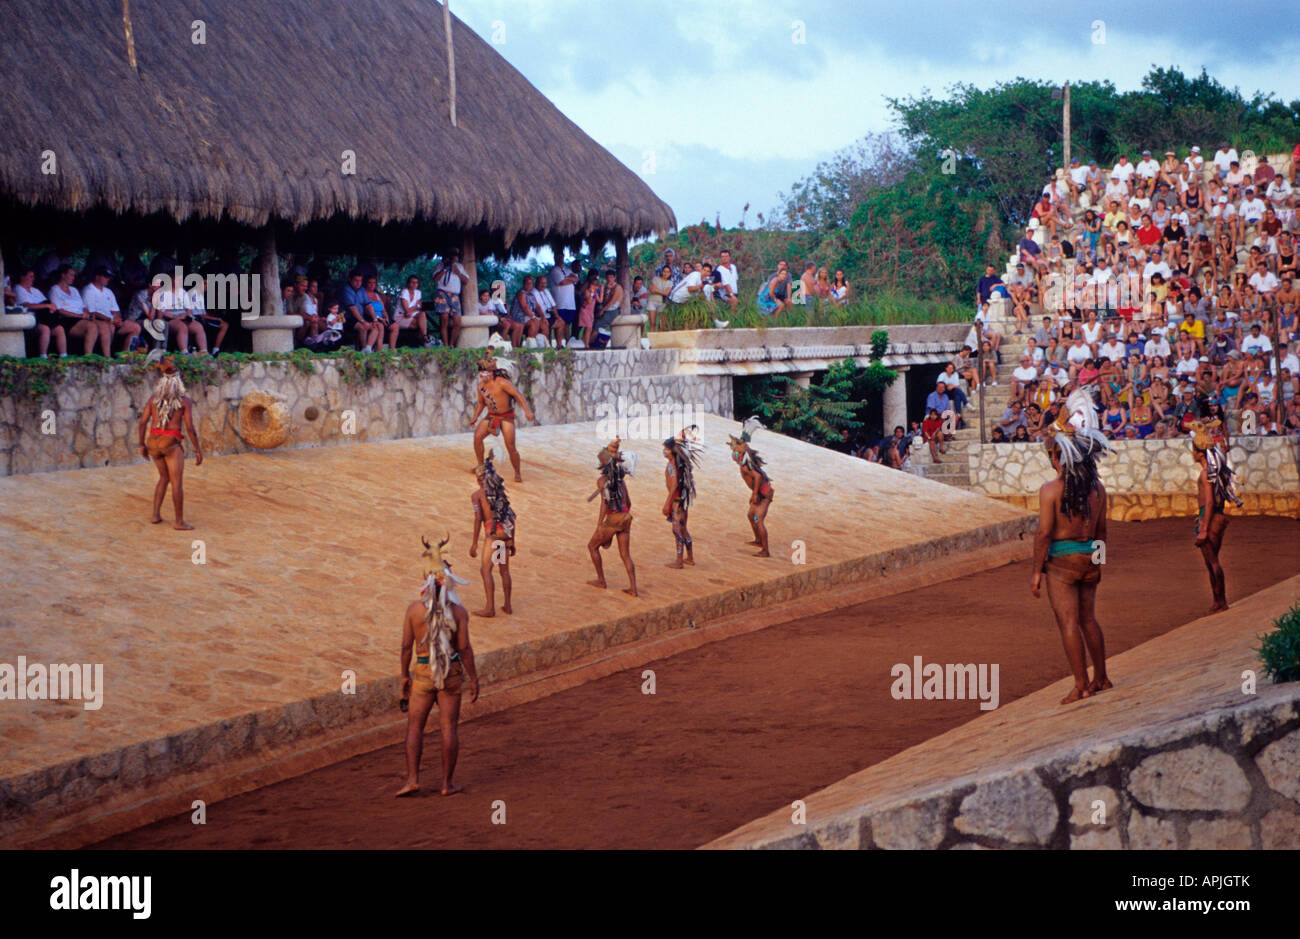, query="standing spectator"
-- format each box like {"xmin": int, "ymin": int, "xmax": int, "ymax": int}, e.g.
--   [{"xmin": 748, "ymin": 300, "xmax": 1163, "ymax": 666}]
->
[
  {"xmin": 646, "ymin": 264, "xmax": 672, "ymax": 332},
  {"xmin": 714, "ymin": 250, "xmax": 740, "ymax": 314},
  {"xmin": 548, "ymin": 256, "xmax": 578, "ymax": 345},
  {"xmin": 432, "ymin": 250, "xmax": 470, "ymax": 348}
]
